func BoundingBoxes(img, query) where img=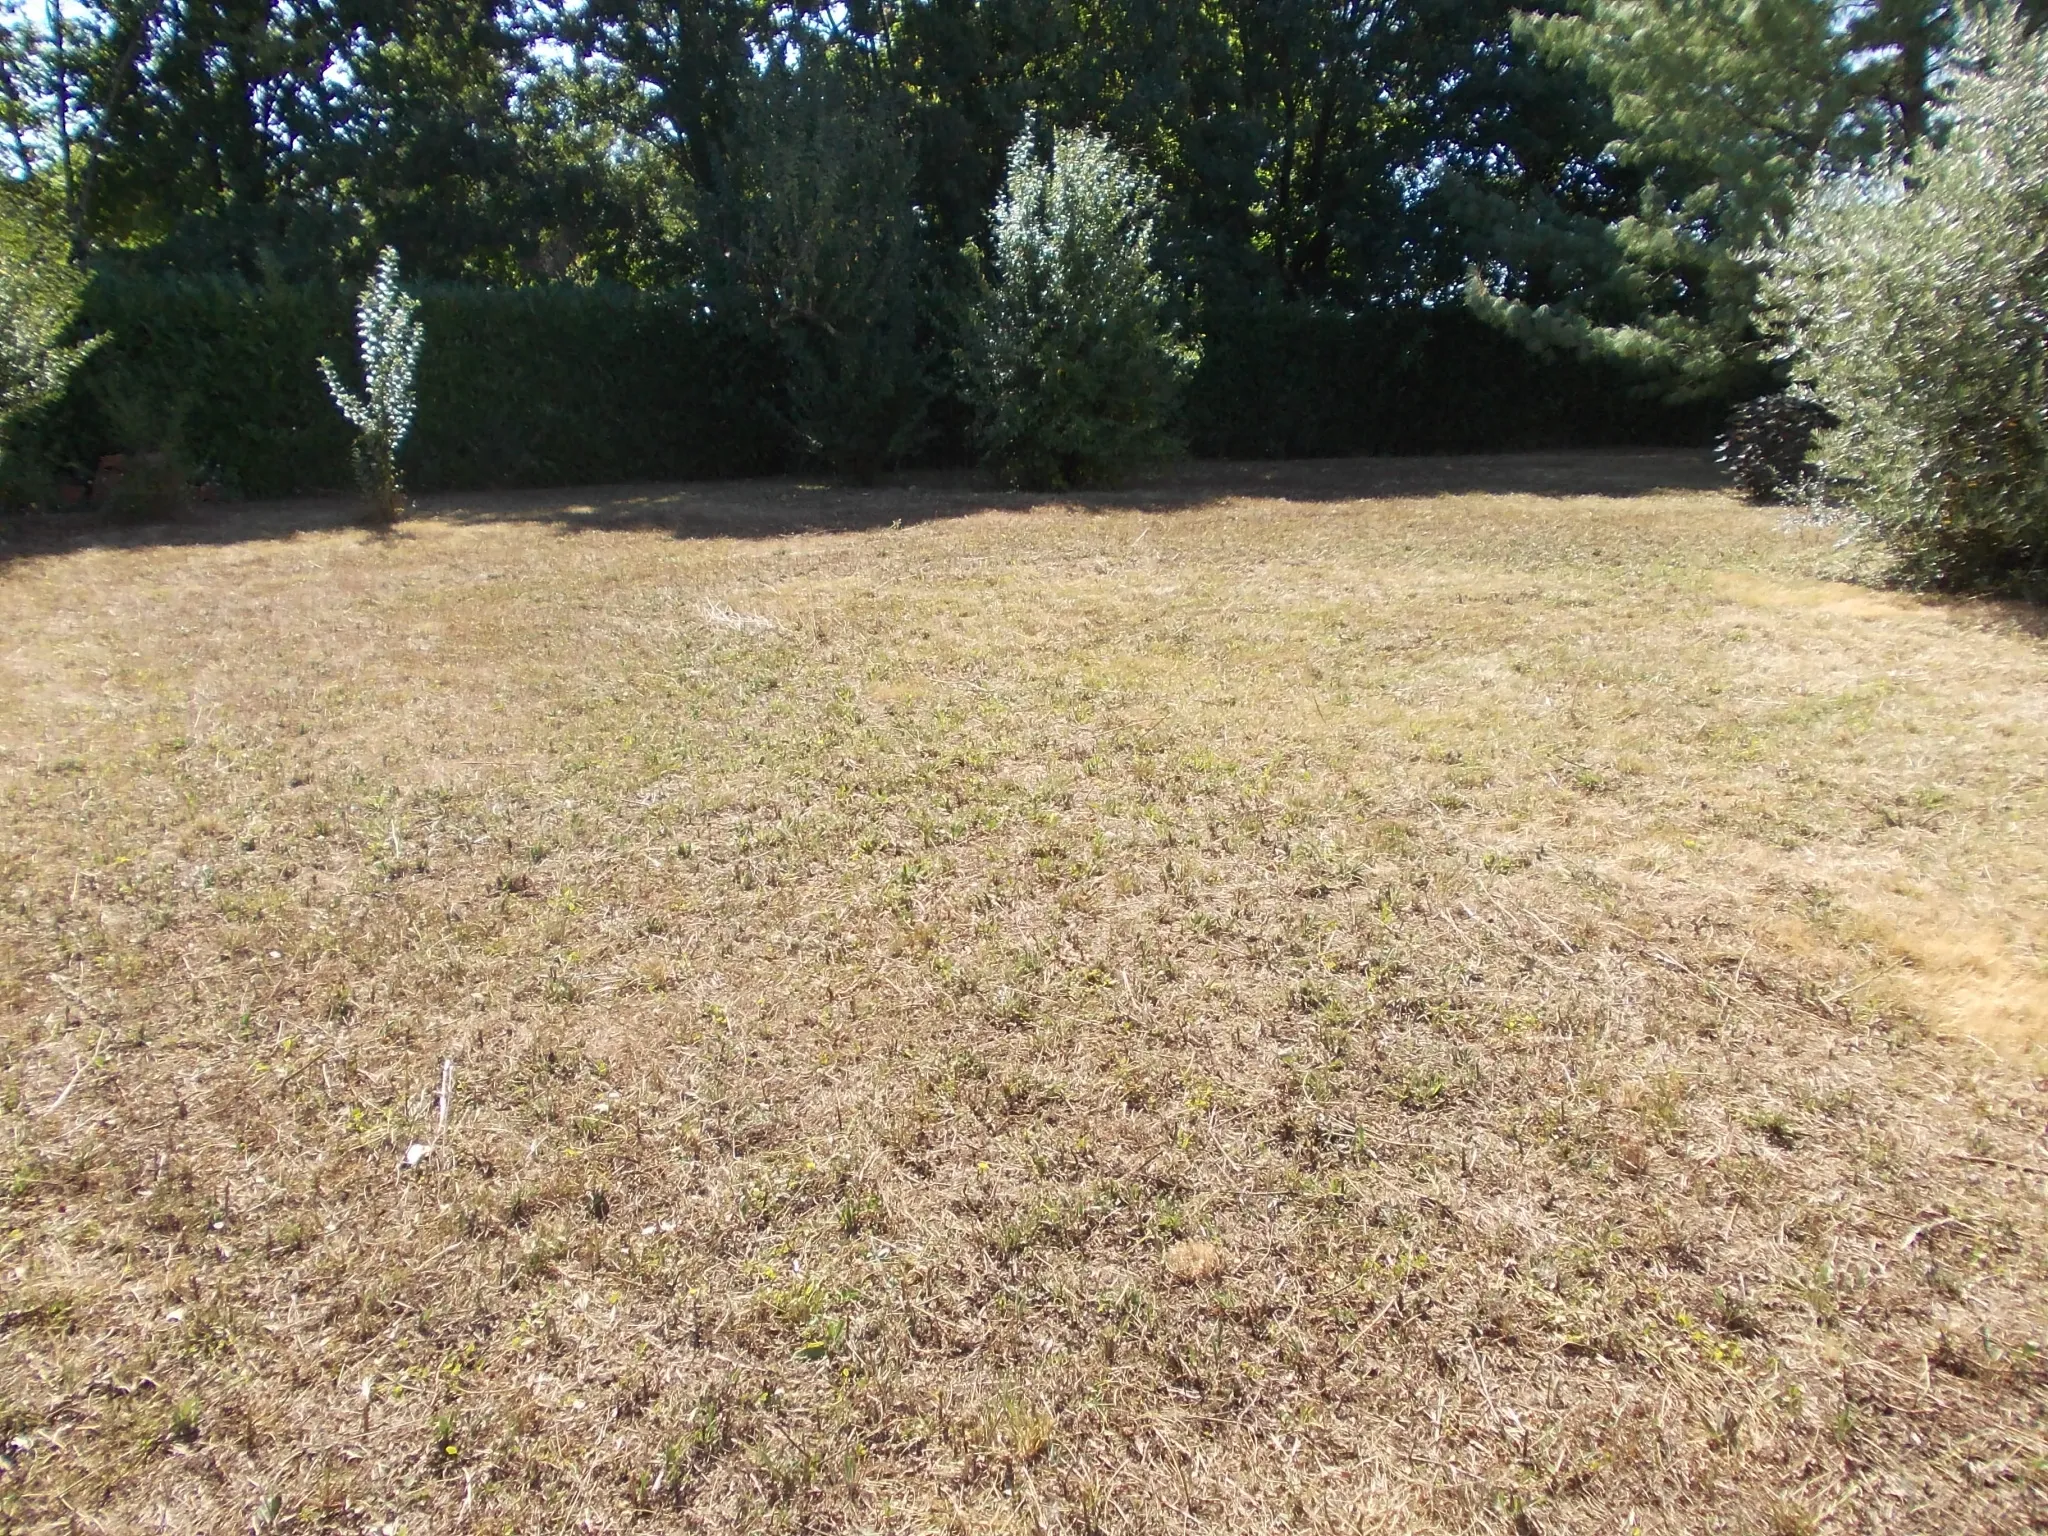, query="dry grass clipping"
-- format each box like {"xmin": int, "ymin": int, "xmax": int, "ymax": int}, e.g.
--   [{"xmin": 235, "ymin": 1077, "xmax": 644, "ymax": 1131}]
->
[{"xmin": 2, "ymin": 452, "xmax": 2046, "ymax": 1534}]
